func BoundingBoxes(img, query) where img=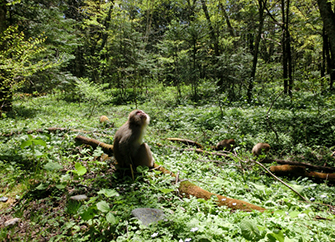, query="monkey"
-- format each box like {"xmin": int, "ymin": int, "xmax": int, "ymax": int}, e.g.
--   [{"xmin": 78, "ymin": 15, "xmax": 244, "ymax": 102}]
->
[
  {"xmin": 99, "ymin": 115, "xmax": 110, "ymax": 123},
  {"xmin": 213, "ymin": 139, "xmax": 236, "ymax": 151},
  {"xmin": 113, "ymin": 110, "xmax": 154, "ymax": 170},
  {"xmin": 252, "ymin": 143, "xmax": 271, "ymax": 156}
]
